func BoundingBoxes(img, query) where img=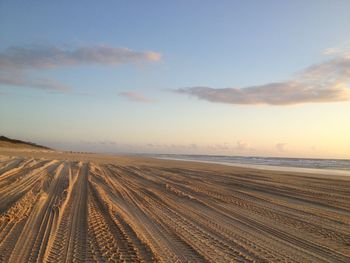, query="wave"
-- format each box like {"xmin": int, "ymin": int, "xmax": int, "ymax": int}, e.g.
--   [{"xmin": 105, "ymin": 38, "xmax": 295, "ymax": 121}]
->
[{"xmin": 147, "ymin": 154, "xmax": 350, "ymax": 171}]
